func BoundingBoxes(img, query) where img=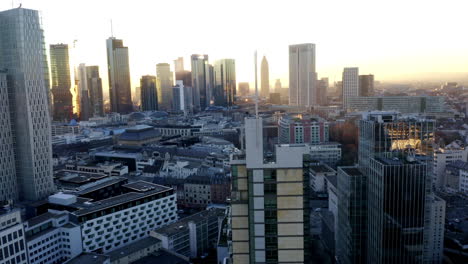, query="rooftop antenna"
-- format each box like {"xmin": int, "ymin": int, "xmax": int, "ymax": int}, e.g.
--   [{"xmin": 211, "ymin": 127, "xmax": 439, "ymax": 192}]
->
[
  {"xmin": 110, "ymin": 19, "xmax": 114, "ymax": 37},
  {"xmin": 254, "ymin": 50, "xmax": 259, "ymax": 118}
]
